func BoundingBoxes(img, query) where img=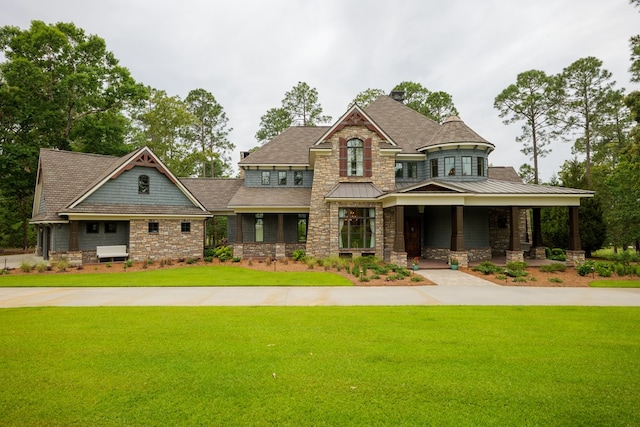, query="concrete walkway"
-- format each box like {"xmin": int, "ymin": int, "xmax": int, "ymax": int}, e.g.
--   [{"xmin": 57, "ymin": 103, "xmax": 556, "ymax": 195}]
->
[{"xmin": 1, "ymin": 282, "xmax": 640, "ymax": 307}]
